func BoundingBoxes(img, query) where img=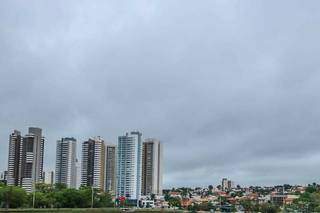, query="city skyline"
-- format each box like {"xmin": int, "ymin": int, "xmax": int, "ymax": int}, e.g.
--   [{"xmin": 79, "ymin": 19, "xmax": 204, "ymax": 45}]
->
[
  {"xmin": 2, "ymin": 0, "xmax": 320, "ymax": 188},
  {"xmin": 4, "ymin": 127, "xmax": 164, "ymax": 195}
]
